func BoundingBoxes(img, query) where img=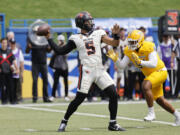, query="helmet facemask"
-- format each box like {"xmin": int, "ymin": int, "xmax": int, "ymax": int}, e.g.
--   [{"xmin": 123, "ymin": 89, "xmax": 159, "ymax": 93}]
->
[
  {"xmin": 128, "ymin": 40, "xmax": 138, "ymax": 50},
  {"xmin": 83, "ymin": 19, "xmax": 94, "ymax": 32}
]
